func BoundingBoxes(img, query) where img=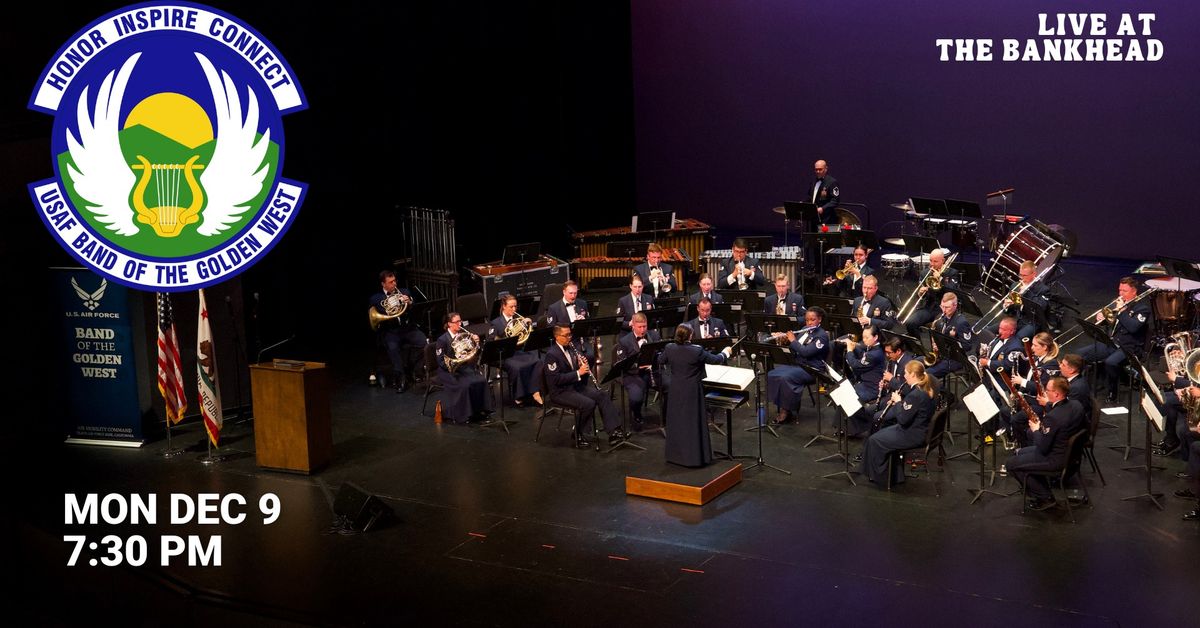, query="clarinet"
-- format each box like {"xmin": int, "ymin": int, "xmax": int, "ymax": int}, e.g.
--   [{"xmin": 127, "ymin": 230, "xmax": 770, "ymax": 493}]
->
[
  {"xmin": 872, "ymin": 383, "xmax": 909, "ymax": 433},
  {"xmin": 571, "ymin": 343, "xmax": 602, "ymax": 392}
]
